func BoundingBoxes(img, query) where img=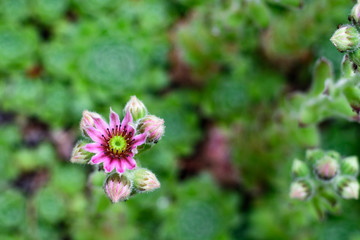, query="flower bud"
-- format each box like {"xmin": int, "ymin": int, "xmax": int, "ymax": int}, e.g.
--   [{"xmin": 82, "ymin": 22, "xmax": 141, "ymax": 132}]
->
[
  {"xmin": 306, "ymin": 149, "xmax": 324, "ymax": 164},
  {"xmin": 80, "ymin": 110, "xmax": 101, "ymax": 137},
  {"xmin": 132, "ymin": 168, "xmax": 160, "ymax": 192},
  {"xmin": 124, "ymin": 96, "xmax": 148, "ymax": 121},
  {"xmin": 335, "ymin": 176, "xmax": 359, "ymax": 199},
  {"xmin": 314, "ymin": 156, "xmax": 339, "ymax": 181},
  {"xmin": 138, "ymin": 115, "xmax": 165, "ymax": 144},
  {"xmin": 351, "ymin": 3, "xmax": 360, "ymax": 25},
  {"xmin": 349, "ymin": 47, "xmax": 360, "ymax": 66},
  {"xmin": 330, "ymin": 25, "xmax": 360, "ymax": 52},
  {"xmin": 70, "ymin": 141, "xmax": 92, "ymax": 164},
  {"xmin": 103, "ymin": 173, "xmax": 132, "ymax": 203},
  {"xmin": 341, "ymin": 156, "xmax": 359, "ymax": 176},
  {"xmin": 291, "ymin": 159, "xmax": 309, "ymax": 178},
  {"xmin": 289, "ymin": 179, "xmax": 313, "ymax": 200}
]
